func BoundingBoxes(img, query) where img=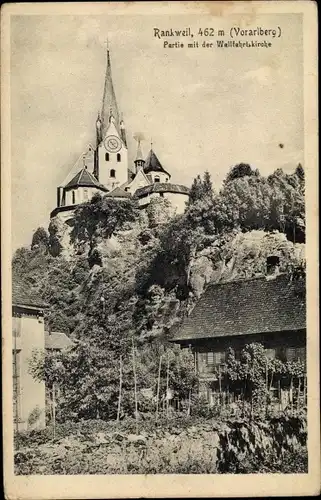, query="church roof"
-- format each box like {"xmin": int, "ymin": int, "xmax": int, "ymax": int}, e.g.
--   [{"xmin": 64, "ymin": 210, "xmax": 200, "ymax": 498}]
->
[
  {"xmin": 101, "ymin": 49, "xmax": 121, "ymax": 138},
  {"xmin": 135, "ymin": 183, "xmax": 190, "ymax": 197},
  {"xmin": 171, "ymin": 274, "xmax": 306, "ymax": 342},
  {"xmin": 65, "ymin": 168, "xmax": 107, "ymax": 191},
  {"xmin": 144, "ymin": 149, "xmax": 170, "ymax": 177},
  {"xmin": 106, "ymin": 186, "xmax": 132, "ymax": 199}
]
